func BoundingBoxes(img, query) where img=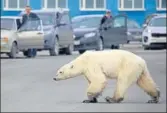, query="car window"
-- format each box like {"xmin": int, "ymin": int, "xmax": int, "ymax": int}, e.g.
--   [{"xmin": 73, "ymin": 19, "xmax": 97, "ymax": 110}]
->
[
  {"xmin": 149, "ymin": 17, "xmax": 166, "ymax": 27},
  {"xmin": 113, "ymin": 16, "xmax": 126, "ymax": 28},
  {"xmin": 60, "ymin": 14, "xmax": 70, "ymax": 24},
  {"xmin": 1, "ymin": 18, "xmax": 16, "ymax": 30},
  {"xmin": 36, "ymin": 13, "xmax": 55, "ymax": 26},
  {"xmin": 72, "ymin": 17, "xmax": 102, "ymax": 28},
  {"xmin": 19, "ymin": 20, "xmax": 42, "ymax": 31},
  {"xmin": 72, "ymin": 17, "xmax": 86, "ymax": 23},
  {"xmin": 144, "ymin": 14, "xmax": 156, "ymax": 25},
  {"xmin": 127, "ymin": 20, "xmax": 141, "ymax": 29}
]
